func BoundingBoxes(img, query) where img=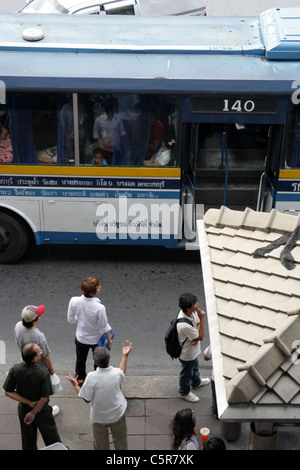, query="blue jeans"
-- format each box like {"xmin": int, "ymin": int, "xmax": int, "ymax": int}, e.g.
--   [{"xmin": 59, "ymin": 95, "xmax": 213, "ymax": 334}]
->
[{"xmin": 178, "ymin": 357, "xmax": 201, "ymax": 396}]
